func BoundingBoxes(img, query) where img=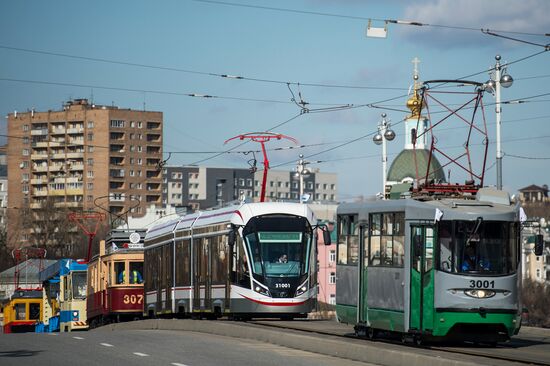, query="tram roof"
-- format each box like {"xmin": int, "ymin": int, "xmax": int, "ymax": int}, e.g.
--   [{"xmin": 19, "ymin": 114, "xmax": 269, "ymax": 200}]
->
[
  {"xmin": 338, "ymin": 191, "xmax": 518, "ymax": 222},
  {"xmin": 39, "ymin": 259, "xmax": 87, "ymax": 283},
  {"xmin": 146, "ymin": 202, "xmax": 316, "ymax": 240}
]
